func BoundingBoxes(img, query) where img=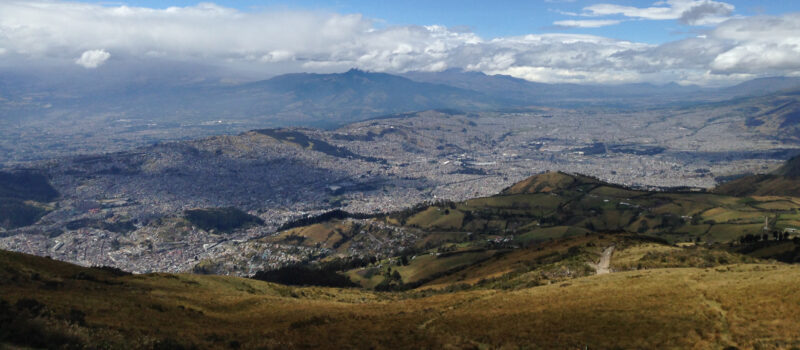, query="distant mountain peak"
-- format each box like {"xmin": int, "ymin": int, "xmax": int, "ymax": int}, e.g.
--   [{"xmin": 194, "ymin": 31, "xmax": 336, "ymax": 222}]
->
[{"xmin": 344, "ymin": 68, "xmax": 369, "ymax": 75}]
